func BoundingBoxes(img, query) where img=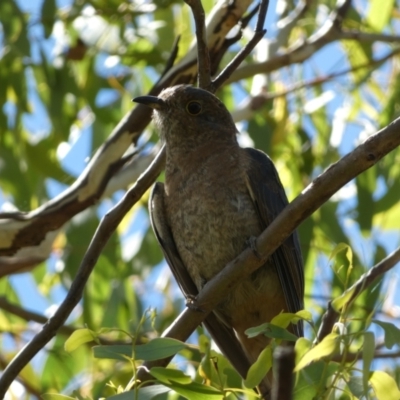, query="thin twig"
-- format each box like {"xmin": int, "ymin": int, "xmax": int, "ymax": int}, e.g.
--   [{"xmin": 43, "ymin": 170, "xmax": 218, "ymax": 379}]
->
[
  {"xmin": 211, "ymin": 0, "xmax": 270, "ymax": 92},
  {"xmin": 332, "ymin": 349, "xmax": 400, "ymax": 363},
  {"xmin": 272, "ymin": 346, "xmax": 295, "ymax": 400},
  {"xmin": 232, "ymin": 47, "xmax": 400, "ymax": 120},
  {"xmin": 316, "ymin": 246, "xmax": 400, "ymax": 343},
  {"xmin": 0, "ymin": 146, "xmax": 166, "ymax": 398},
  {"xmin": 184, "ymin": 0, "xmax": 211, "ymax": 88},
  {"xmin": 228, "ymin": 0, "xmax": 352, "ymax": 84},
  {"xmin": 0, "ymin": 296, "xmax": 76, "ymax": 337},
  {"xmin": 0, "ymin": 297, "xmax": 131, "ymax": 346},
  {"xmin": 0, "ymin": 355, "xmax": 42, "ymax": 399},
  {"xmin": 208, "ymin": 4, "xmax": 260, "ymax": 77}
]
